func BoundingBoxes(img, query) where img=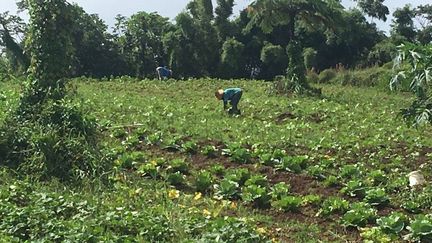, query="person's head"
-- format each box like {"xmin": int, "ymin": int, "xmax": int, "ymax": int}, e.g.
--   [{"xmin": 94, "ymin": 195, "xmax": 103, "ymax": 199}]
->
[{"xmin": 215, "ymin": 89, "xmax": 224, "ymax": 100}]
